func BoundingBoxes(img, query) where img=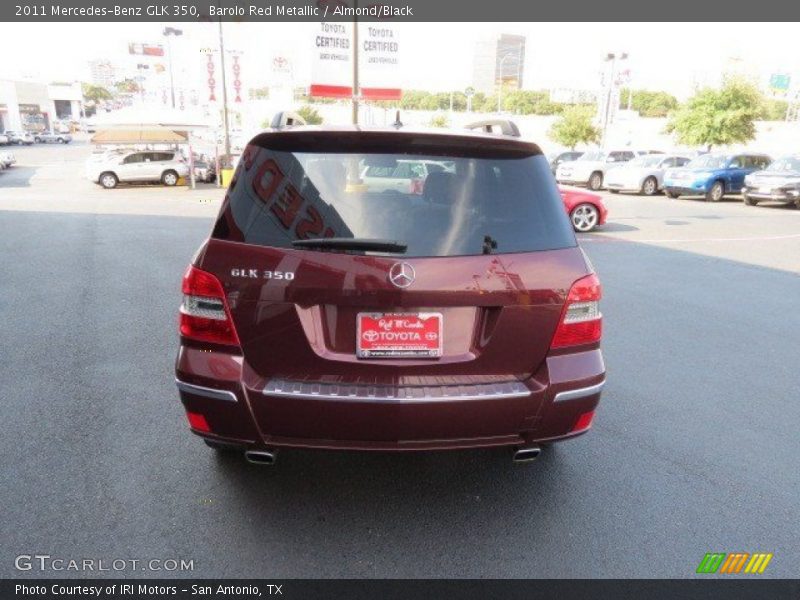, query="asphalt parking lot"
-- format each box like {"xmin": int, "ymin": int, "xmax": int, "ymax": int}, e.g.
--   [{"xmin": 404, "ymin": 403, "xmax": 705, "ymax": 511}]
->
[{"xmin": 1, "ymin": 141, "xmax": 798, "ymax": 578}]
